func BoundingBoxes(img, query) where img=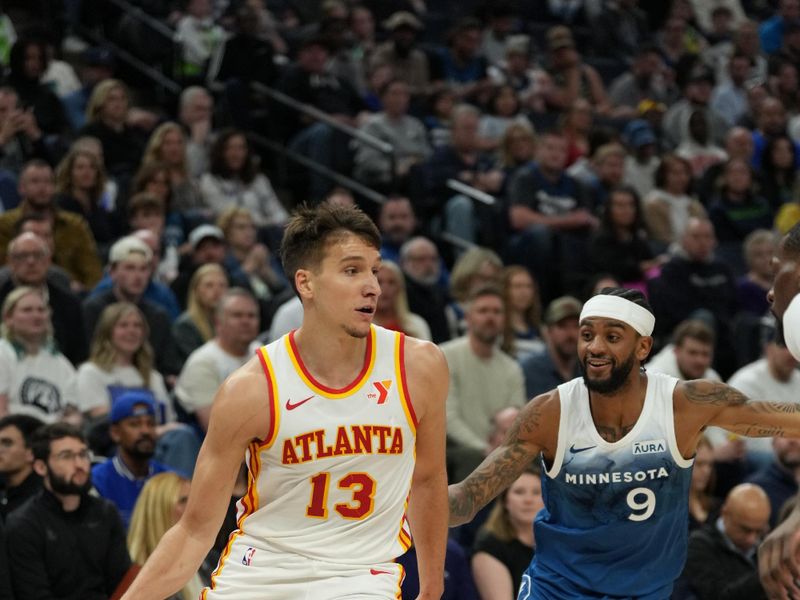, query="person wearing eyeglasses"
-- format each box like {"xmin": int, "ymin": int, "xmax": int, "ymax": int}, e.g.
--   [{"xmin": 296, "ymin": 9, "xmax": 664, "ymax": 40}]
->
[{"xmin": 5, "ymin": 422, "xmax": 131, "ymax": 599}]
